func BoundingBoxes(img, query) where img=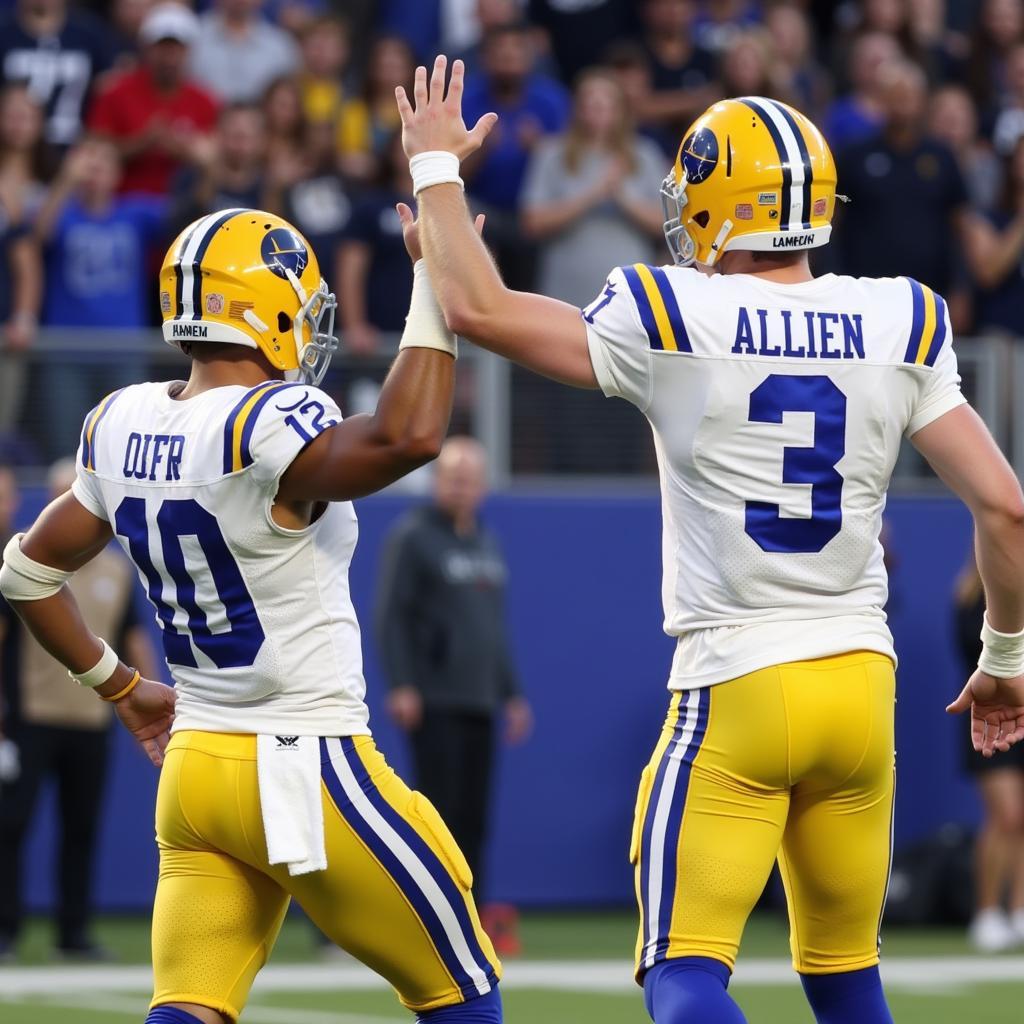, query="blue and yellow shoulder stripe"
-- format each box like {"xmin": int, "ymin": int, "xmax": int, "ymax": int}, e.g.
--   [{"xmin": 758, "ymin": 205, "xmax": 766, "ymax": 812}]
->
[
  {"xmin": 620, "ymin": 264, "xmax": 692, "ymax": 353},
  {"xmin": 903, "ymin": 278, "xmax": 948, "ymax": 367},
  {"xmin": 222, "ymin": 380, "xmax": 307, "ymax": 474},
  {"xmin": 79, "ymin": 389, "xmax": 126, "ymax": 474}
]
